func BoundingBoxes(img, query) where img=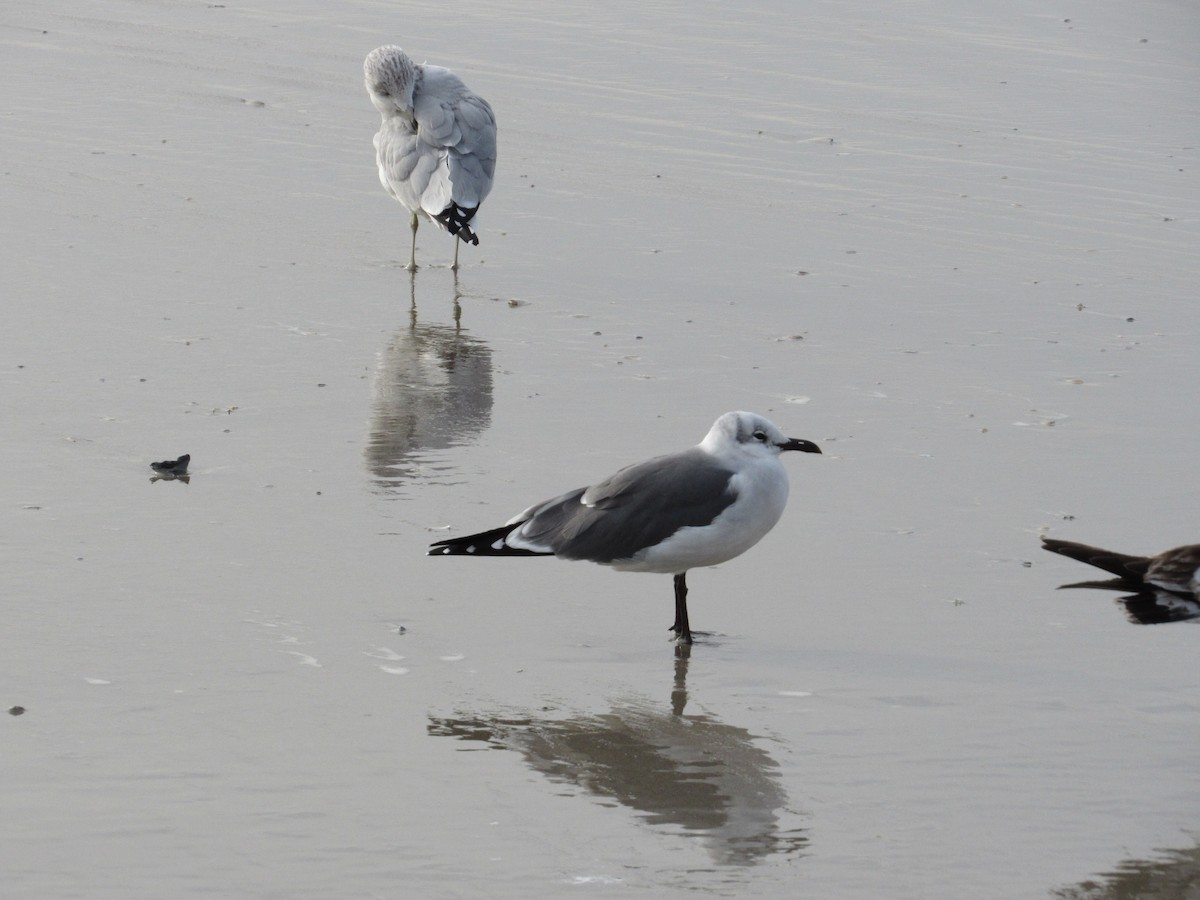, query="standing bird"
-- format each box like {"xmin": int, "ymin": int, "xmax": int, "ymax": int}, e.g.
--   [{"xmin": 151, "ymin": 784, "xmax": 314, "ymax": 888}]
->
[
  {"xmin": 150, "ymin": 453, "xmax": 190, "ymax": 477},
  {"xmin": 1041, "ymin": 537, "xmax": 1200, "ymax": 596},
  {"xmin": 149, "ymin": 453, "xmax": 191, "ymax": 483},
  {"xmin": 364, "ymin": 45, "xmax": 497, "ymax": 271},
  {"xmin": 428, "ymin": 412, "xmax": 823, "ymax": 644}
]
